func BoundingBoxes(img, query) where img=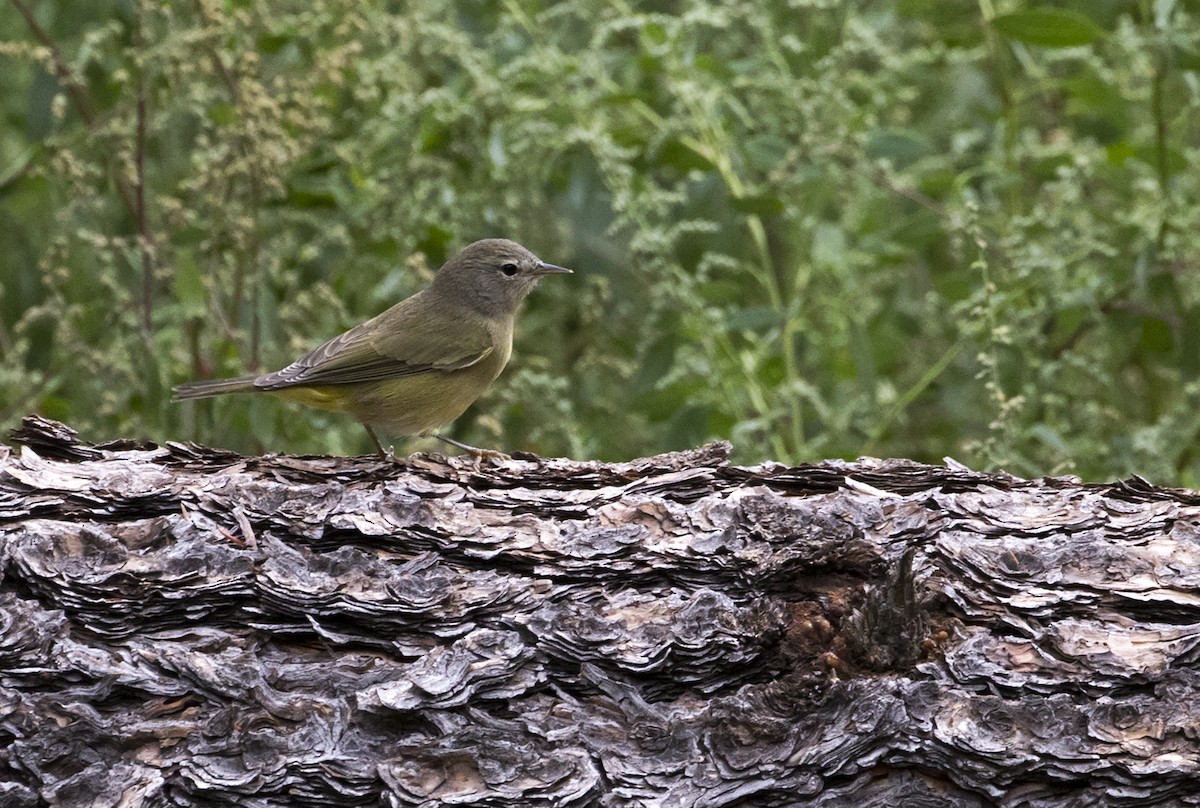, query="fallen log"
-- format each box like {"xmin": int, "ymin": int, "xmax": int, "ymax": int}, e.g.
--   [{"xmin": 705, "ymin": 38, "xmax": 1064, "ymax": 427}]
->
[{"xmin": 2, "ymin": 415, "xmax": 1199, "ymax": 806}]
